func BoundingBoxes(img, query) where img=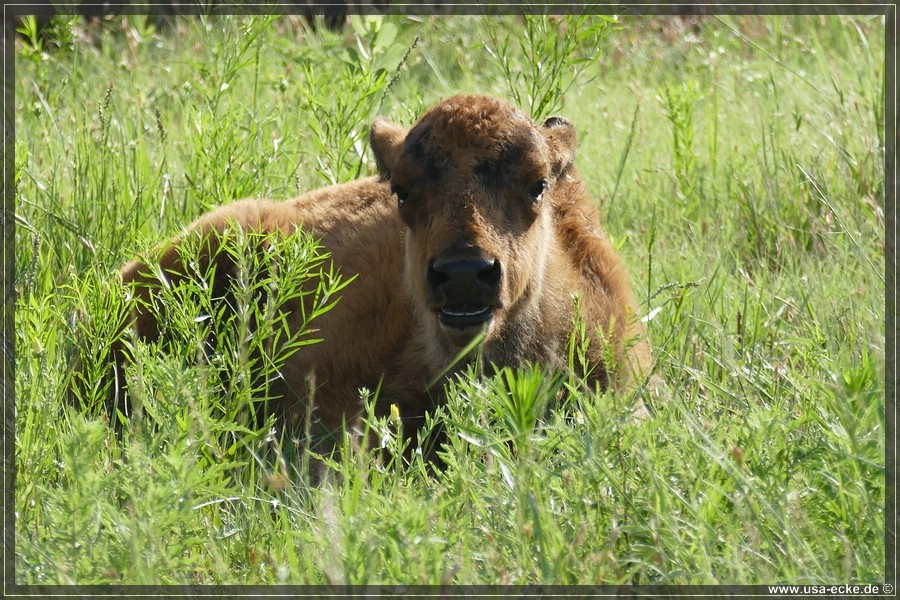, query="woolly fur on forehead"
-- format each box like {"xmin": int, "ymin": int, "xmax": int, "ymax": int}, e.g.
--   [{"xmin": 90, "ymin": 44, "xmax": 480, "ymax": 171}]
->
[
  {"xmin": 392, "ymin": 95, "xmax": 548, "ymax": 186},
  {"xmin": 409, "ymin": 94, "xmax": 539, "ymax": 155}
]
